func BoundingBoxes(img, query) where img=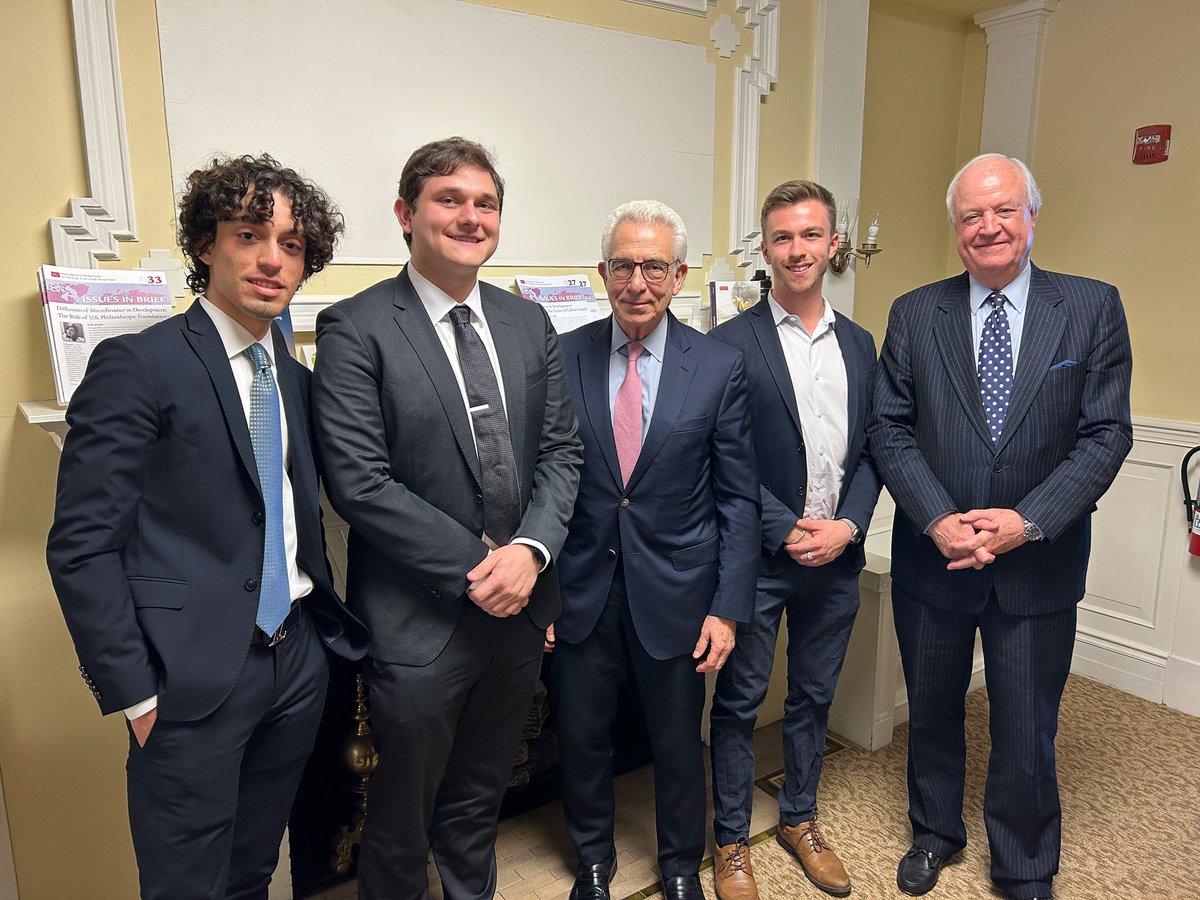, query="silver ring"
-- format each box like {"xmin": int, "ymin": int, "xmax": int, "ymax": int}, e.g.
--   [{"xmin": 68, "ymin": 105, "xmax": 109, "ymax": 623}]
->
[{"xmin": 806, "ymin": 551, "xmax": 815, "ymax": 562}]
